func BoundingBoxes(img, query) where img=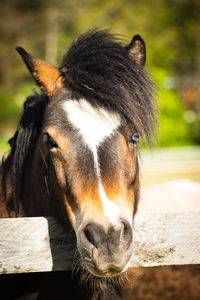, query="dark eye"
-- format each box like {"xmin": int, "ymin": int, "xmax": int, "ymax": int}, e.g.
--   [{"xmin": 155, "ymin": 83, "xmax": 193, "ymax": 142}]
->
[
  {"xmin": 43, "ymin": 133, "xmax": 58, "ymax": 149},
  {"xmin": 130, "ymin": 132, "xmax": 139, "ymax": 144}
]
